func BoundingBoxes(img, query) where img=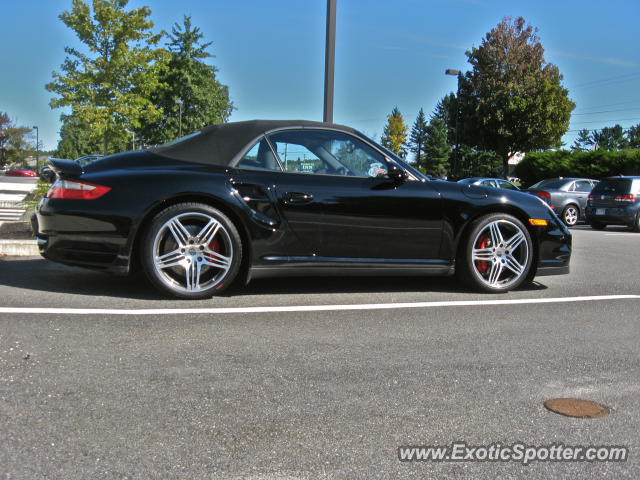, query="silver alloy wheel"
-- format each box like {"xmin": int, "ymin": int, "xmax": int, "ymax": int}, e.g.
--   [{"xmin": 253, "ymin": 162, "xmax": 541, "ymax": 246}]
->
[
  {"xmin": 563, "ymin": 206, "xmax": 578, "ymax": 226},
  {"xmin": 152, "ymin": 212, "xmax": 233, "ymax": 293},
  {"xmin": 471, "ymin": 219, "xmax": 529, "ymax": 289}
]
